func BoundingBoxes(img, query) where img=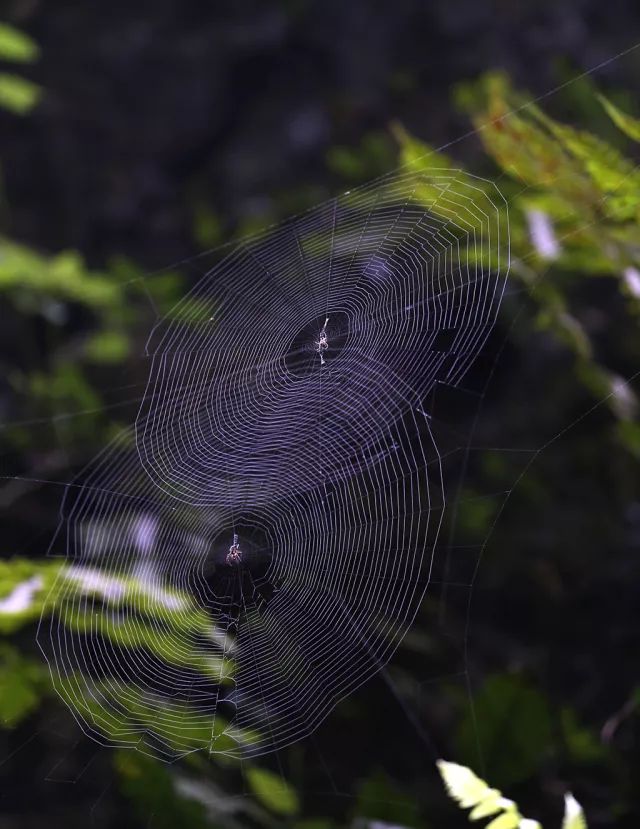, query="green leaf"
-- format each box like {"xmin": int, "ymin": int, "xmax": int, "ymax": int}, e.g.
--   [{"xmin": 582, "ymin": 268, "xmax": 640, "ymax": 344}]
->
[
  {"xmin": 0, "ymin": 23, "xmax": 39, "ymax": 63},
  {"xmin": 562, "ymin": 794, "xmax": 587, "ymax": 829},
  {"xmin": 327, "ymin": 131, "xmax": 396, "ymax": 183},
  {"xmin": 246, "ymin": 767, "xmax": 299, "ymax": 816},
  {"xmin": 192, "ymin": 202, "xmax": 223, "ymax": 249},
  {"xmin": 0, "ymin": 239, "xmax": 120, "ymax": 307},
  {"xmin": 540, "ymin": 120, "xmax": 640, "ymax": 219},
  {"xmin": 54, "ymin": 673, "xmax": 252, "ymax": 756},
  {"xmin": 84, "ymin": 330, "xmax": 130, "ymax": 364},
  {"xmin": 598, "ymin": 94, "xmax": 640, "ymax": 142},
  {"xmin": 454, "ymin": 674, "xmax": 552, "ymax": 787},
  {"xmin": 354, "ymin": 770, "xmax": 420, "ymax": 827},
  {"xmin": 0, "ymin": 645, "xmax": 48, "ymax": 726},
  {"xmin": 617, "ymin": 420, "xmax": 640, "ymax": 460},
  {"xmin": 560, "ymin": 708, "xmax": 605, "ymax": 764},
  {"xmin": 0, "ymin": 72, "xmax": 41, "ymax": 114},
  {"xmin": 115, "ymin": 751, "xmax": 209, "ymax": 829}
]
